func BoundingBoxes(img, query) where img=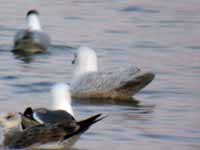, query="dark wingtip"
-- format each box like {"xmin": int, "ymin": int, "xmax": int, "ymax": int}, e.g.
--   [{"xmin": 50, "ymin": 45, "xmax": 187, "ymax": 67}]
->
[
  {"xmin": 26, "ymin": 9, "xmax": 39, "ymax": 16},
  {"xmin": 78, "ymin": 113, "xmax": 107, "ymax": 128},
  {"xmin": 141, "ymin": 71, "xmax": 155, "ymax": 84},
  {"xmin": 89, "ymin": 113, "xmax": 107, "ymax": 124},
  {"xmin": 95, "ymin": 114, "xmax": 108, "ymax": 123},
  {"xmin": 63, "ymin": 114, "xmax": 106, "ymax": 140}
]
